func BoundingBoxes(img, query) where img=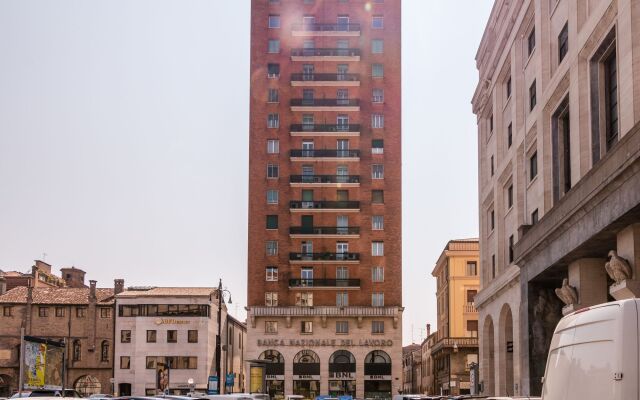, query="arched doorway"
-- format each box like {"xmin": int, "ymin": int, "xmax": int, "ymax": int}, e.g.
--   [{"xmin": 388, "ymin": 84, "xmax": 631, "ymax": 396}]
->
[
  {"xmin": 259, "ymin": 350, "xmax": 285, "ymax": 400},
  {"xmin": 364, "ymin": 350, "xmax": 391, "ymax": 400},
  {"xmin": 499, "ymin": 304, "xmax": 514, "ymax": 396},
  {"xmin": 0, "ymin": 374, "xmax": 14, "ymax": 398},
  {"xmin": 328, "ymin": 350, "xmax": 356, "ymax": 397},
  {"xmin": 482, "ymin": 316, "xmax": 495, "ymax": 395},
  {"xmin": 293, "ymin": 350, "xmax": 320, "ymax": 400},
  {"xmin": 74, "ymin": 375, "xmax": 102, "ymax": 397}
]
